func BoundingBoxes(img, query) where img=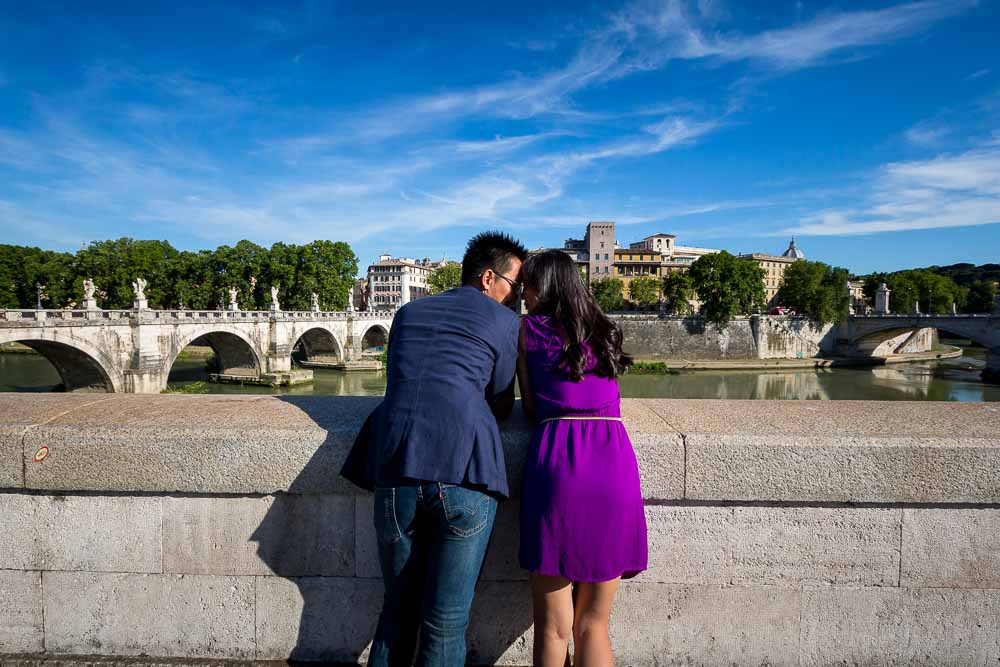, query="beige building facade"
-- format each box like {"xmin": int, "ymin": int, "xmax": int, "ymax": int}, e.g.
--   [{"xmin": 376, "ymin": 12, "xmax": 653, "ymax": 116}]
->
[{"xmin": 366, "ymin": 255, "xmax": 455, "ymax": 310}]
